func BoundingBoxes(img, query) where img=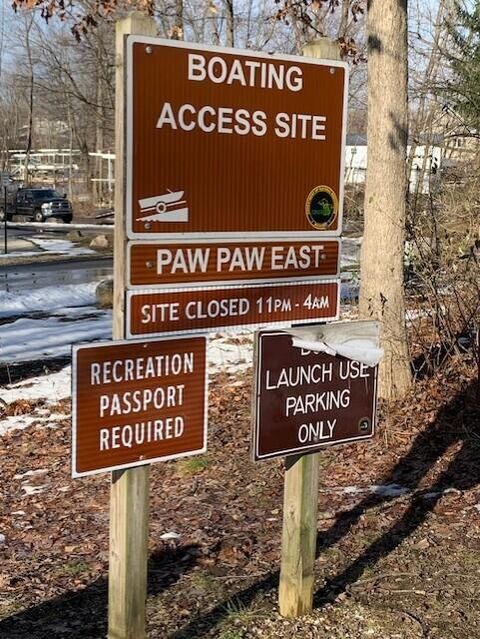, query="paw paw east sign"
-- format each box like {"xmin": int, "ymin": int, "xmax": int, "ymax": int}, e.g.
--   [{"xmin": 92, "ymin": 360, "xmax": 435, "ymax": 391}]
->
[
  {"xmin": 126, "ymin": 37, "xmax": 348, "ymax": 239},
  {"xmin": 127, "ymin": 239, "xmax": 340, "ymax": 287}
]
